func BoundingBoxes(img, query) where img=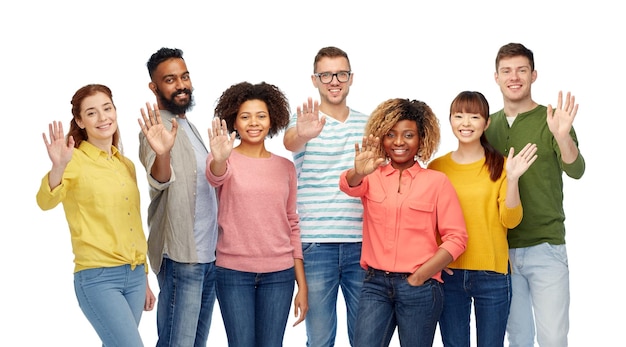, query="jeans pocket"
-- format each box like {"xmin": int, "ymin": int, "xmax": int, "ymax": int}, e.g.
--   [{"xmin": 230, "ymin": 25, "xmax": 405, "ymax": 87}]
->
[{"xmin": 302, "ymin": 242, "xmax": 317, "ymax": 254}]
